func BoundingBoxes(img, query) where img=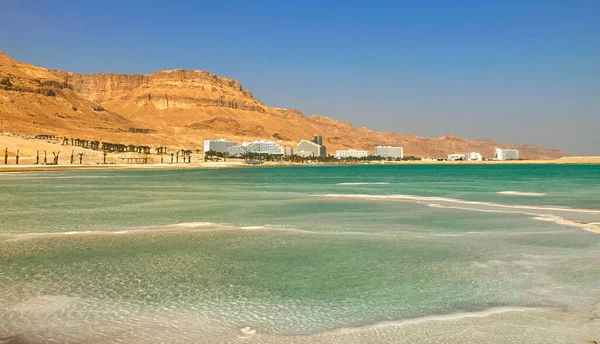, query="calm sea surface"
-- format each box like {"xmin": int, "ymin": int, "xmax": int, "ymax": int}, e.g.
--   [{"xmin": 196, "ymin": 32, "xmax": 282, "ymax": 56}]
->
[{"xmin": 1, "ymin": 165, "xmax": 599, "ymax": 343}]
